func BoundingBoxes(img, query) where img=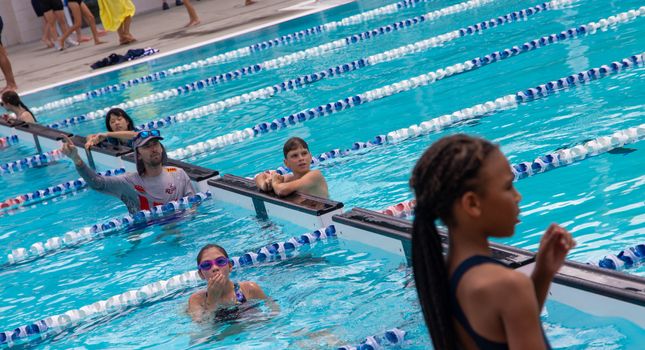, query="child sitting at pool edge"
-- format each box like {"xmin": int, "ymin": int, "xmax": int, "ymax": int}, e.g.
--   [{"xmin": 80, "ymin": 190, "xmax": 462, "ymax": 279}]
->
[{"xmin": 254, "ymin": 137, "xmax": 329, "ymax": 199}]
